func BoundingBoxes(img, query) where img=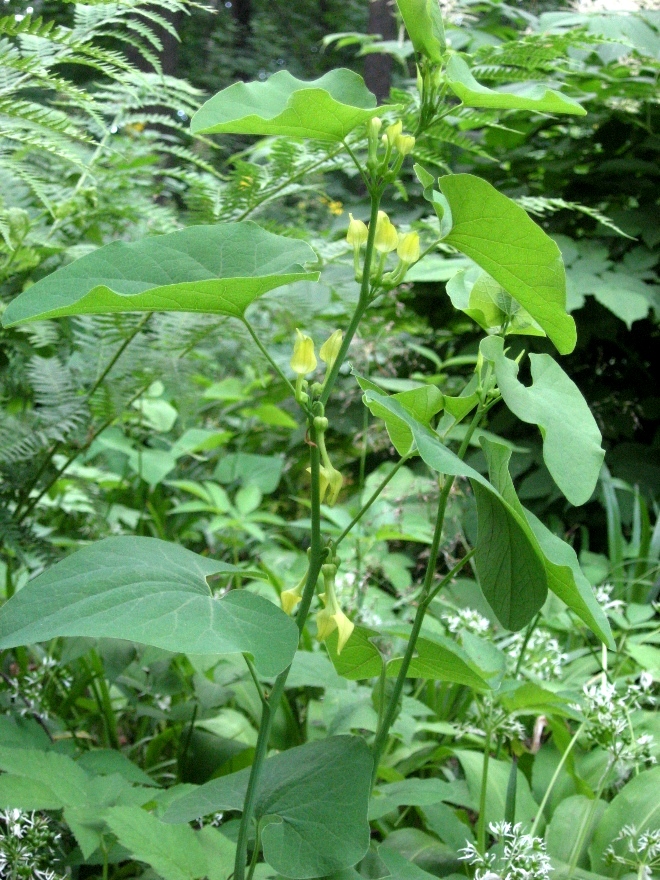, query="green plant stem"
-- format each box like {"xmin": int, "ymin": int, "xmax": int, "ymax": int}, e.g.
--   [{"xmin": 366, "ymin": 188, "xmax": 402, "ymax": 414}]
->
[
  {"xmin": 246, "ymin": 822, "xmax": 262, "ymax": 880},
  {"xmin": 319, "ymin": 187, "xmax": 383, "ymax": 407},
  {"xmin": 243, "ymin": 319, "xmax": 297, "ymax": 398},
  {"xmin": 477, "ymin": 707, "xmax": 493, "ymax": 855},
  {"xmin": 514, "ymin": 612, "xmax": 541, "ymax": 678},
  {"xmin": 335, "ymin": 455, "xmax": 410, "ymax": 548},
  {"xmin": 369, "ymin": 408, "xmax": 484, "ymax": 787},
  {"xmin": 529, "ymin": 721, "xmax": 585, "ymax": 838}
]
